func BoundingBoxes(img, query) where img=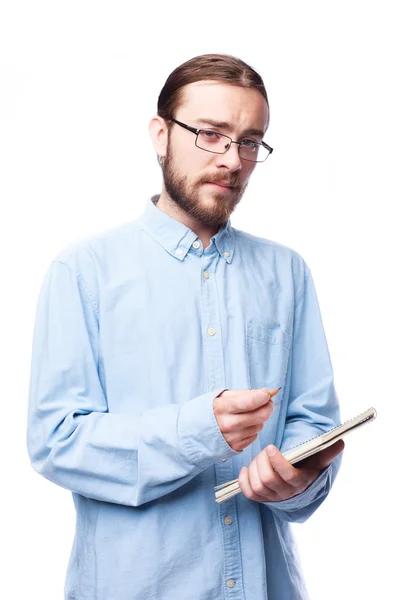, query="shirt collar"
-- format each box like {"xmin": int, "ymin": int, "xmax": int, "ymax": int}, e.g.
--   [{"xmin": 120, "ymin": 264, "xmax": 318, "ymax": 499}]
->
[{"xmin": 139, "ymin": 196, "xmax": 235, "ymax": 263}]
